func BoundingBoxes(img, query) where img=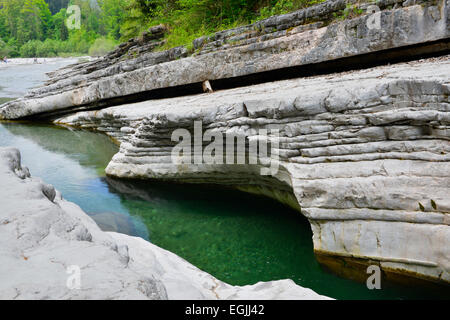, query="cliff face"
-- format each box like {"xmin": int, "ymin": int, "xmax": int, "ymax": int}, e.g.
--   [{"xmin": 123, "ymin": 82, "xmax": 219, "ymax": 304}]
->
[{"xmin": 0, "ymin": 0, "xmax": 449, "ymax": 287}]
